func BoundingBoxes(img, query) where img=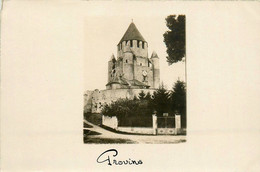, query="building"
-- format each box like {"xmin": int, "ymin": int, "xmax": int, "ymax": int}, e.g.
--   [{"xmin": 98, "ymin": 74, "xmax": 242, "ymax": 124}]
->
[{"xmin": 84, "ymin": 22, "xmax": 160, "ymax": 113}]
